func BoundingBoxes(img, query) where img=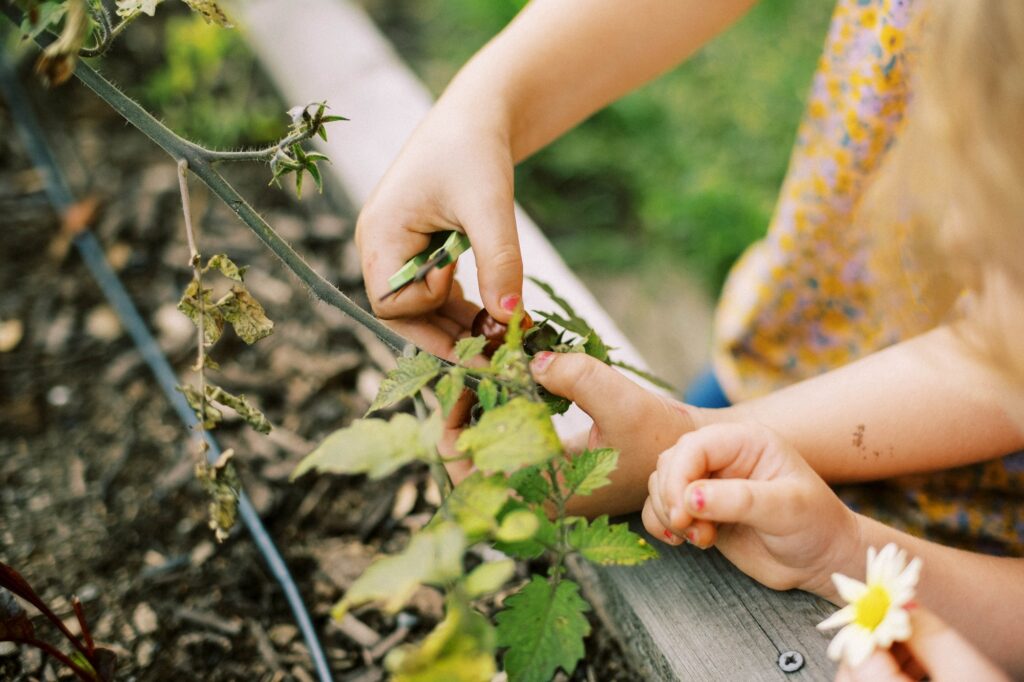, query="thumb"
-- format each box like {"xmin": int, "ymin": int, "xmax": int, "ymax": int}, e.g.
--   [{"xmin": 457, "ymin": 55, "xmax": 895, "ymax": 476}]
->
[
  {"xmin": 530, "ymin": 351, "xmax": 656, "ymax": 428},
  {"xmin": 459, "ymin": 197, "xmax": 523, "ymax": 323}
]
